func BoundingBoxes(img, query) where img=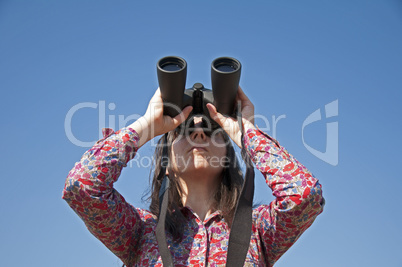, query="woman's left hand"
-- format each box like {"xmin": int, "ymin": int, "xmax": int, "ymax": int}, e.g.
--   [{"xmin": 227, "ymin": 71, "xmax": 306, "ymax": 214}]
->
[{"xmin": 206, "ymin": 87, "xmax": 256, "ymax": 147}]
